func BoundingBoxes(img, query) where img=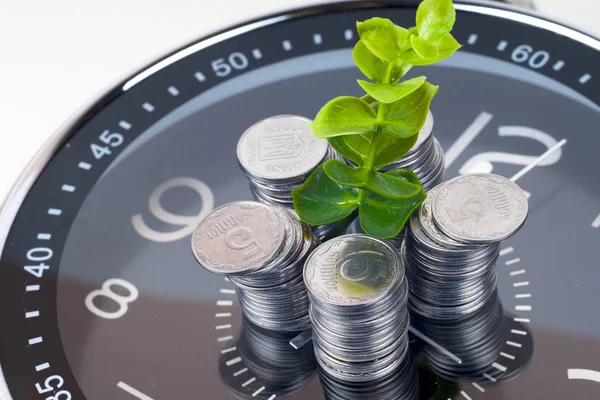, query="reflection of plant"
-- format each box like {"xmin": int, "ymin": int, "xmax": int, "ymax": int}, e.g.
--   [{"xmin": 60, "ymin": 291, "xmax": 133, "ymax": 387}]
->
[
  {"xmin": 416, "ymin": 353, "xmax": 461, "ymax": 400},
  {"xmin": 292, "ymin": 0, "xmax": 460, "ymax": 238}
]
